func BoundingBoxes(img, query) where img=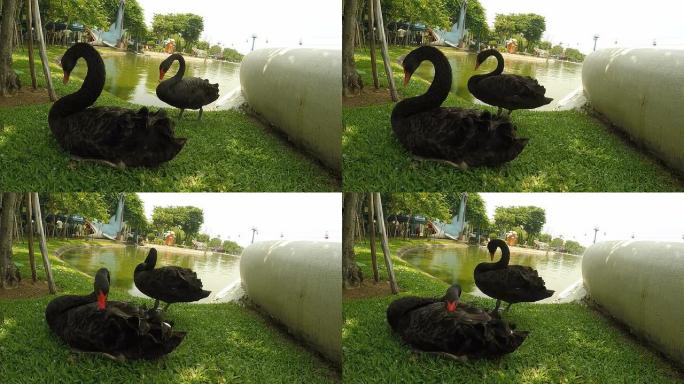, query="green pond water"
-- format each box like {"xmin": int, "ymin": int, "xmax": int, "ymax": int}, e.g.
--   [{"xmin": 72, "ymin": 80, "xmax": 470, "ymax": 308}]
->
[
  {"xmin": 60, "ymin": 245, "xmax": 240, "ymax": 303},
  {"xmin": 413, "ymin": 50, "xmax": 583, "ymax": 111},
  {"xmin": 401, "ymin": 245, "xmax": 582, "ymax": 303},
  {"xmin": 70, "ymin": 52, "xmax": 241, "ymax": 110}
]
